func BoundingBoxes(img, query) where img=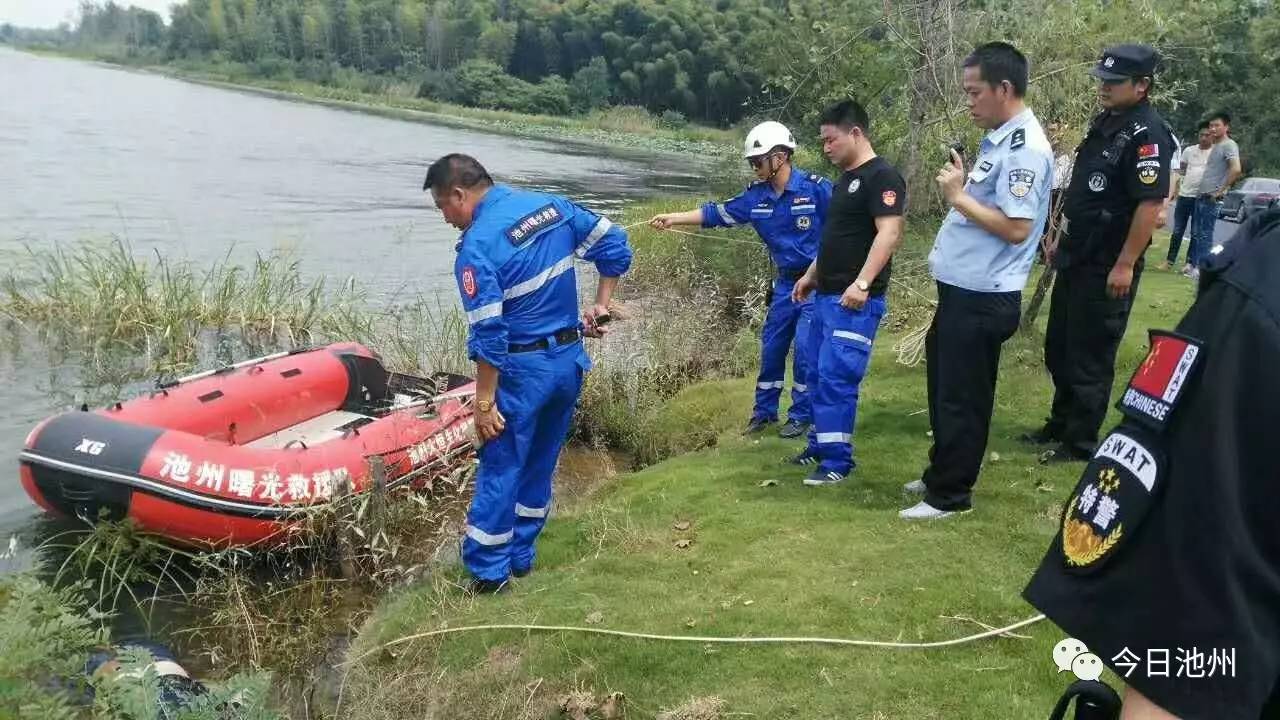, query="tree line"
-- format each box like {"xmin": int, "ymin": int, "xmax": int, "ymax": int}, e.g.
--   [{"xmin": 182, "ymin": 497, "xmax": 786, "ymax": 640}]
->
[{"xmin": 13, "ymin": 0, "xmax": 1279, "ymax": 180}]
